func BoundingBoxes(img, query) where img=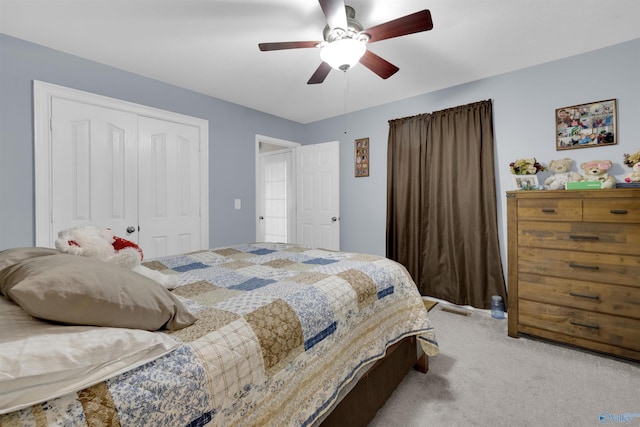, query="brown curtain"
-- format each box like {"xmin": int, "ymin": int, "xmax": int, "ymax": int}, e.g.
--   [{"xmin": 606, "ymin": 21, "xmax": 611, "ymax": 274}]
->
[{"xmin": 386, "ymin": 100, "xmax": 506, "ymax": 309}]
